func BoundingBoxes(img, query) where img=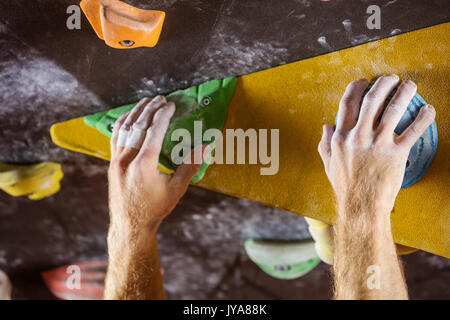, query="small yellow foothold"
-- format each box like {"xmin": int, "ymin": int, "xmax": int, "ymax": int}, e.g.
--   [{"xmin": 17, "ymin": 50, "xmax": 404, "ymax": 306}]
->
[
  {"xmin": 80, "ymin": 0, "xmax": 165, "ymax": 49},
  {"xmin": 305, "ymin": 217, "xmax": 417, "ymax": 264},
  {"xmin": 0, "ymin": 162, "xmax": 64, "ymax": 200},
  {"xmin": 305, "ymin": 217, "xmax": 334, "ymax": 265}
]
